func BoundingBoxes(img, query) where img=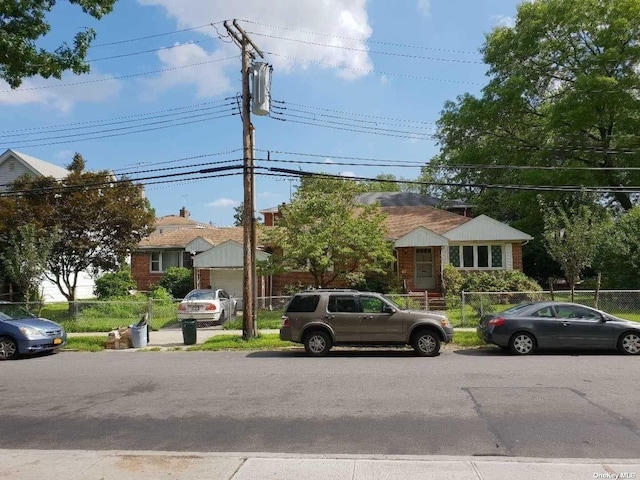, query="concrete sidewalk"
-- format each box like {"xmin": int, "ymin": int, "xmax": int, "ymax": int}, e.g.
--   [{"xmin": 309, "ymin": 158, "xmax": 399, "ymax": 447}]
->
[{"xmin": 2, "ymin": 450, "xmax": 638, "ymax": 479}]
